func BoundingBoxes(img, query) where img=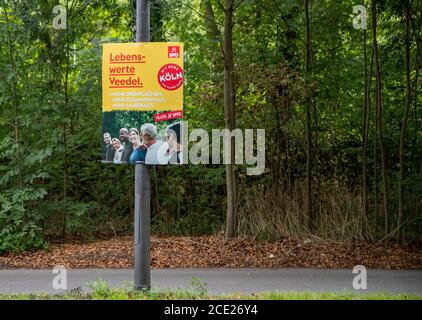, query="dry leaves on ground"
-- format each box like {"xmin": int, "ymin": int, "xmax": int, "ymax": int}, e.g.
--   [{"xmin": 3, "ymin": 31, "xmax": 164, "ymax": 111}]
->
[{"xmin": 0, "ymin": 235, "xmax": 421, "ymax": 269}]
